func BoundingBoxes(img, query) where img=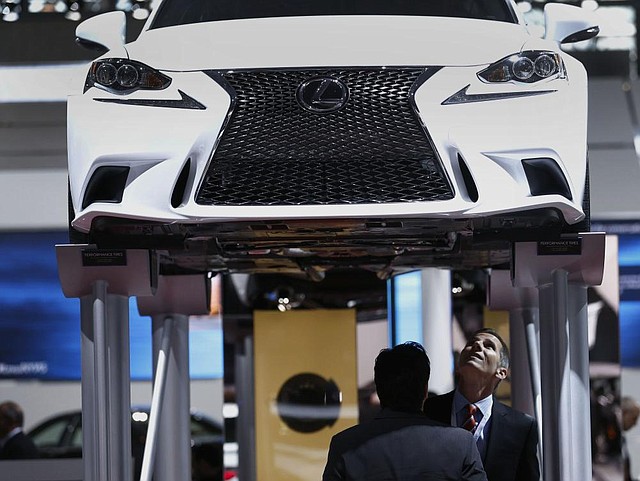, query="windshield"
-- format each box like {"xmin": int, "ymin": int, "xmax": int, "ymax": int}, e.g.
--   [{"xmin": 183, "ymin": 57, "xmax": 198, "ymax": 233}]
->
[{"xmin": 150, "ymin": 0, "xmax": 518, "ymax": 30}]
